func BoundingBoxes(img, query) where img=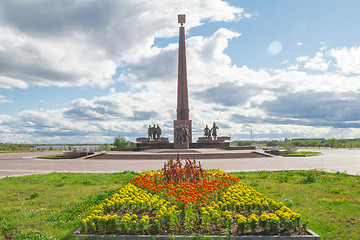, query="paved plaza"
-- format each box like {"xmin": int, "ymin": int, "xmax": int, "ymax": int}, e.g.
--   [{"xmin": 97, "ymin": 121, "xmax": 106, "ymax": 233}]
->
[{"xmin": 0, "ymin": 148, "xmax": 359, "ymax": 179}]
